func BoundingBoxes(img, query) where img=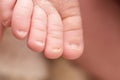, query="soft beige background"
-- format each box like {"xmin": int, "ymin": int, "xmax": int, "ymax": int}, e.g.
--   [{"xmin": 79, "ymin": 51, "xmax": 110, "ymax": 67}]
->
[{"xmin": 0, "ymin": 29, "xmax": 88, "ymax": 80}]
